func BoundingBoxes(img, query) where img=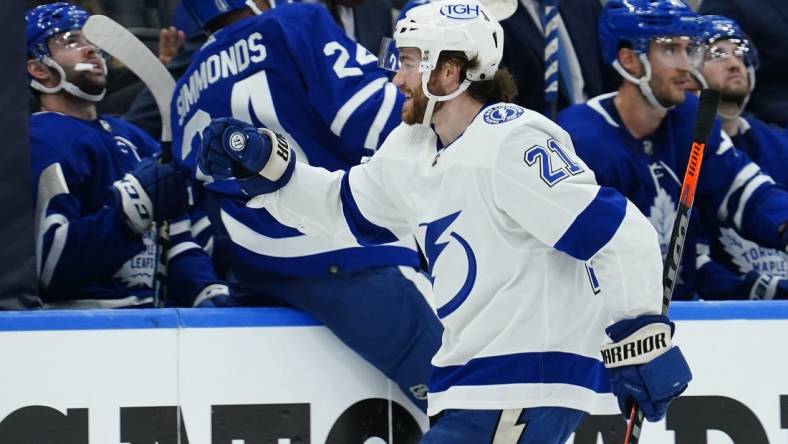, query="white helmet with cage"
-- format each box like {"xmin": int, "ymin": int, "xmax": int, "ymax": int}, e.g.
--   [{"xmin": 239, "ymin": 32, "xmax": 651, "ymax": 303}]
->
[{"xmin": 380, "ymin": 0, "xmax": 504, "ymax": 124}]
